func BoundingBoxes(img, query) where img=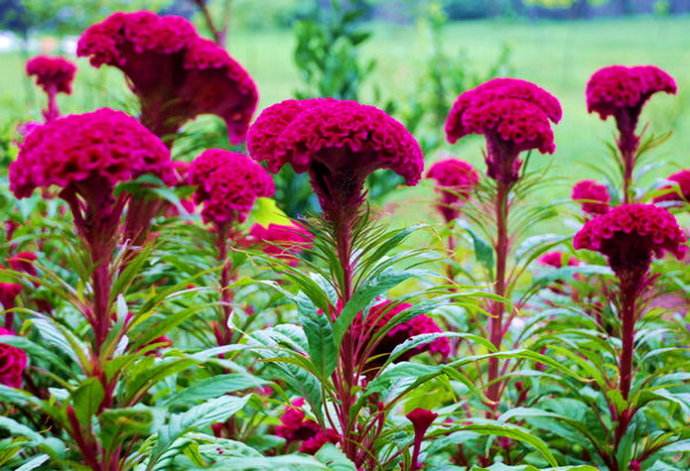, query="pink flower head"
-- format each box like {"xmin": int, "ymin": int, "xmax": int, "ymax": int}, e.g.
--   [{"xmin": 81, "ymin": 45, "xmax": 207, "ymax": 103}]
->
[
  {"xmin": 8, "ymin": 252, "xmax": 38, "ymax": 277},
  {"xmin": 571, "ymin": 179, "xmax": 611, "ymax": 215},
  {"xmin": 9, "ymin": 108, "xmax": 174, "ymax": 200},
  {"xmin": 25, "ymin": 56, "xmax": 77, "ymax": 95},
  {"xmin": 300, "ymin": 428, "xmax": 340, "ymax": 454},
  {"xmin": 538, "ymin": 251, "xmax": 580, "ymax": 268},
  {"xmin": 248, "ymin": 99, "xmax": 423, "ymax": 217},
  {"xmin": 654, "ymin": 169, "xmax": 690, "ymax": 204},
  {"xmin": 406, "ymin": 408, "xmax": 438, "ymax": 470},
  {"xmin": 586, "ymin": 65, "xmax": 676, "ymax": 134},
  {"xmin": 248, "ymin": 223, "xmax": 313, "ymax": 265},
  {"xmin": 0, "ymin": 283, "xmax": 22, "ymax": 309},
  {"xmin": 77, "ymin": 11, "xmax": 258, "ymax": 142},
  {"xmin": 445, "ymin": 78, "xmax": 561, "ymax": 184},
  {"xmin": 0, "ymin": 329, "xmax": 27, "ymax": 388},
  {"xmin": 426, "ymin": 158, "xmax": 480, "ymax": 222},
  {"xmin": 274, "ymin": 398, "xmax": 339, "ymax": 454},
  {"xmin": 187, "ymin": 149, "xmax": 274, "ymax": 226},
  {"xmin": 573, "ymin": 203, "xmax": 686, "ymax": 276}
]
